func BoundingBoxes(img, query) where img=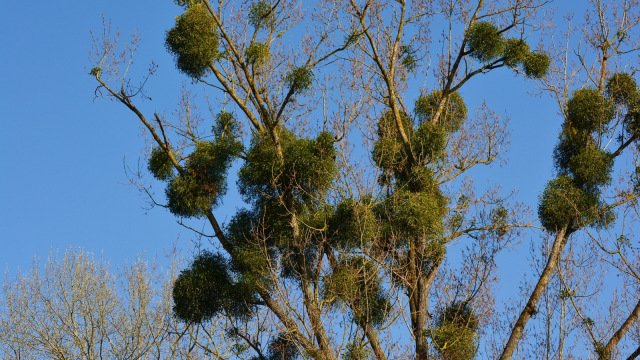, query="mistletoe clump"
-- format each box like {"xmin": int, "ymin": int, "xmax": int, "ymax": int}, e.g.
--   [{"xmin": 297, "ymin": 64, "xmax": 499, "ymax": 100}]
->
[
  {"xmin": 372, "ymin": 111, "xmax": 414, "ymax": 185},
  {"xmin": 414, "ymin": 90, "xmax": 467, "ymax": 131},
  {"xmin": 538, "ymin": 82, "xmax": 627, "ymax": 232},
  {"xmin": 606, "ymin": 72, "xmax": 638, "ymax": 105},
  {"xmin": 264, "ymin": 334, "xmax": 299, "ymax": 360},
  {"xmin": 567, "ymin": 145, "xmax": 613, "ymax": 188},
  {"xmin": 232, "ymin": 127, "xmax": 338, "ymax": 281},
  {"xmin": 430, "ymin": 301, "xmax": 479, "ymax": 360},
  {"xmin": 248, "ymin": 1, "xmax": 275, "ymax": 29},
  {"xmin": 605, "ymin": 73, "xmax": 640, "ymax": 136},
  {"xmin": 165, "ymin": 138, "xmax": 240, "ymax": 217},
  {"xmin": 285, "ymin": 67, "xmax": 314, "ymax": 94},
  {"xmin": 344, "ymin": 340, "xmax": 372, "ymax": 360},
  {"xmin": 172, "ymin": 251, "xmax": 258, "ymax": 323},
  {"xmin": 466, "ymin": 22, "xmax": 549, "ymax": 78},
  {"xmin": 224, "ymin": 209, "xmax": 275, "ymax": 282},
  {"xmin": 245, "ymin": 42, "xmax": 270, "ymax": 66},
  {"xmin": 238, "ymin": 128, "xmax": 337, "ymax": 204},
  {"xmin": 148, "ymin": 147, "xmax": 175, "ymax": 181},
  {"xmin": 566, "ymin": 89, "xmax": 615, "ymax": 132},
  {"xmin": 151, "ymin": 113, "xmax": 242, "ymax": 218},
  {"xmin": 166, "ymin": 3, "xmax": 219, "ymax": 78},
  {"xmin": 502, "ymin": 38, "xmax": 530, "ymax": 67},
  {"xmin": 466, "ymin": 22, "xmax": 504, "ymax": 62},
  {"xmin": 391, "ymin": 189, "xmax": 447, "ymax": 238},
  {"xmin": 538, "ymin": 175, "xmax": 601, "ymax": 231},
  {"xmin": 328, "ymin": 198, "xmax": 377, "ymax": 250},
  {"xmin": 322, "ymin": 257, "xmax": 390, "ymax": 327},
  {"xmin": 522, "ymin": 52, "xmax": 550, "ymax": 78}
]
